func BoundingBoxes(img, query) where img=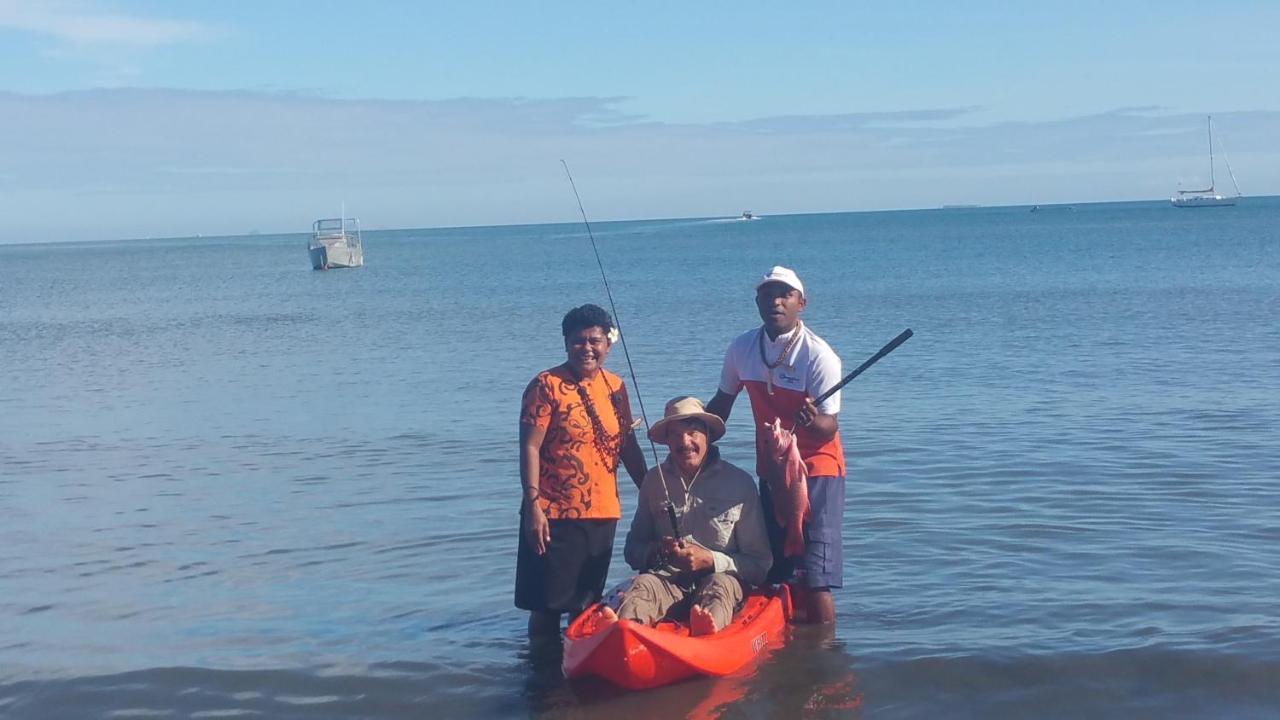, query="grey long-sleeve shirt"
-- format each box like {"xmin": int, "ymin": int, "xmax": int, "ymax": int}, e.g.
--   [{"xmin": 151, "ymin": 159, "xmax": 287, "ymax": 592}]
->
[{"xmin": 623, "ymin": 448, "xmax": 772, "ymax": 586}]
